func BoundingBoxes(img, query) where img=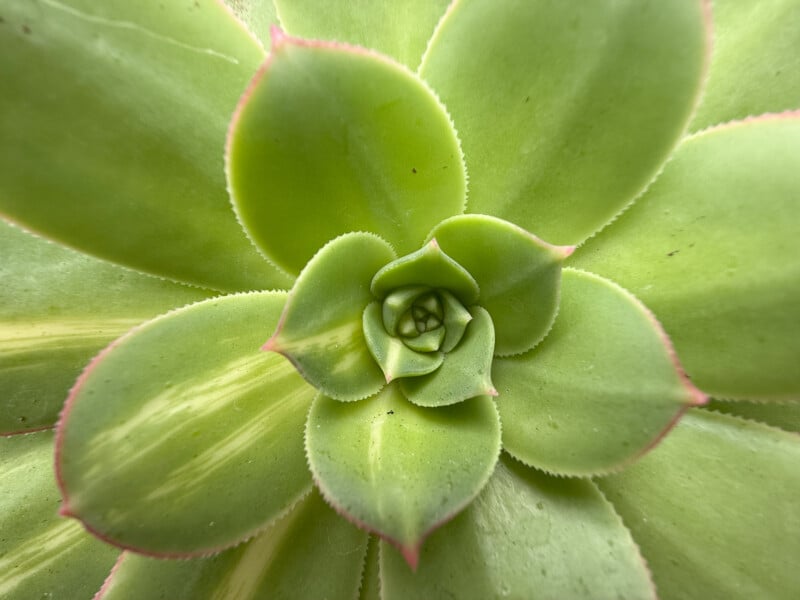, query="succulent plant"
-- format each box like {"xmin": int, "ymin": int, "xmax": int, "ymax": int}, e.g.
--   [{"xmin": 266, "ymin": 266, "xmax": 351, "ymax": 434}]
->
[{"xmin": 1, "ymin": 0, "xmax": 799, "ymax": 598}]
